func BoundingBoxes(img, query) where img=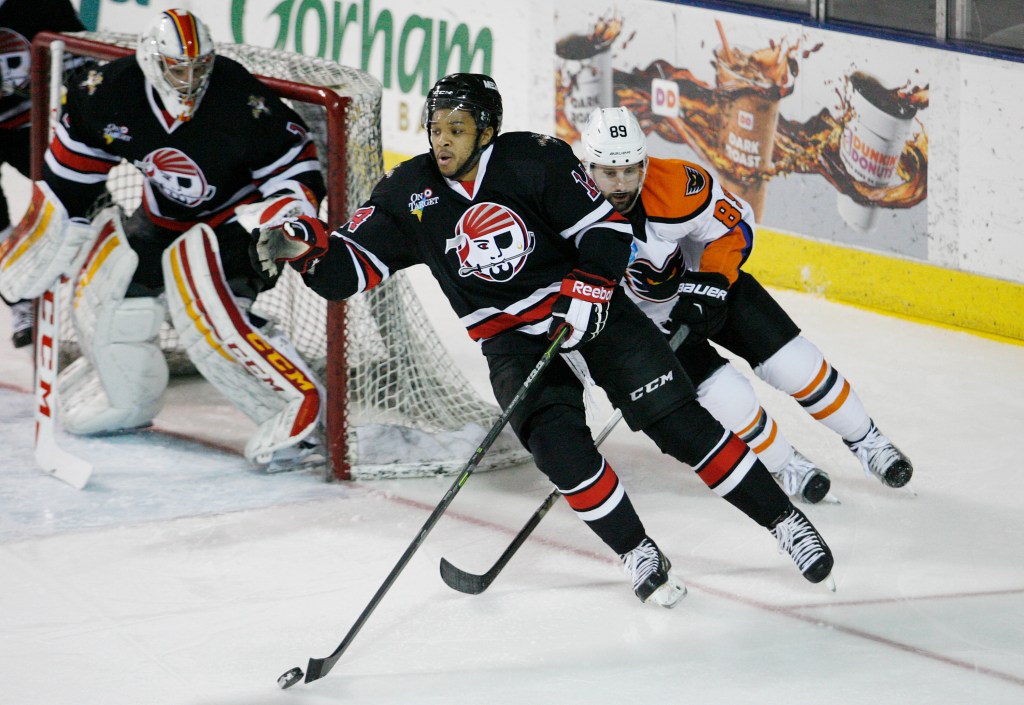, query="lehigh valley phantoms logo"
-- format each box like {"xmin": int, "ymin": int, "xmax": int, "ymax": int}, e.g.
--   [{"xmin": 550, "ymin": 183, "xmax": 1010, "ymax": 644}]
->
[
  {"xmin": 446, "ymin": 202, "xmax": 536, "ymax": 281},
  {"xmin": 625, "ymin": 246, "xmax": 685, "ymax": 303}
]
